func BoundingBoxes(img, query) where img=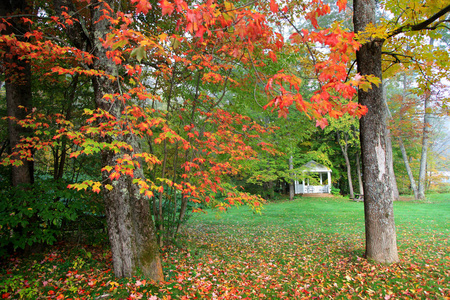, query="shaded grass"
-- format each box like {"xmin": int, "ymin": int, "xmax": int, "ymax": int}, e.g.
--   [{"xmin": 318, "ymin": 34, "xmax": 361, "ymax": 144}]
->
[{"xmin": 1, "ymin": 194, "xmax": 449, "ymax": 299}]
